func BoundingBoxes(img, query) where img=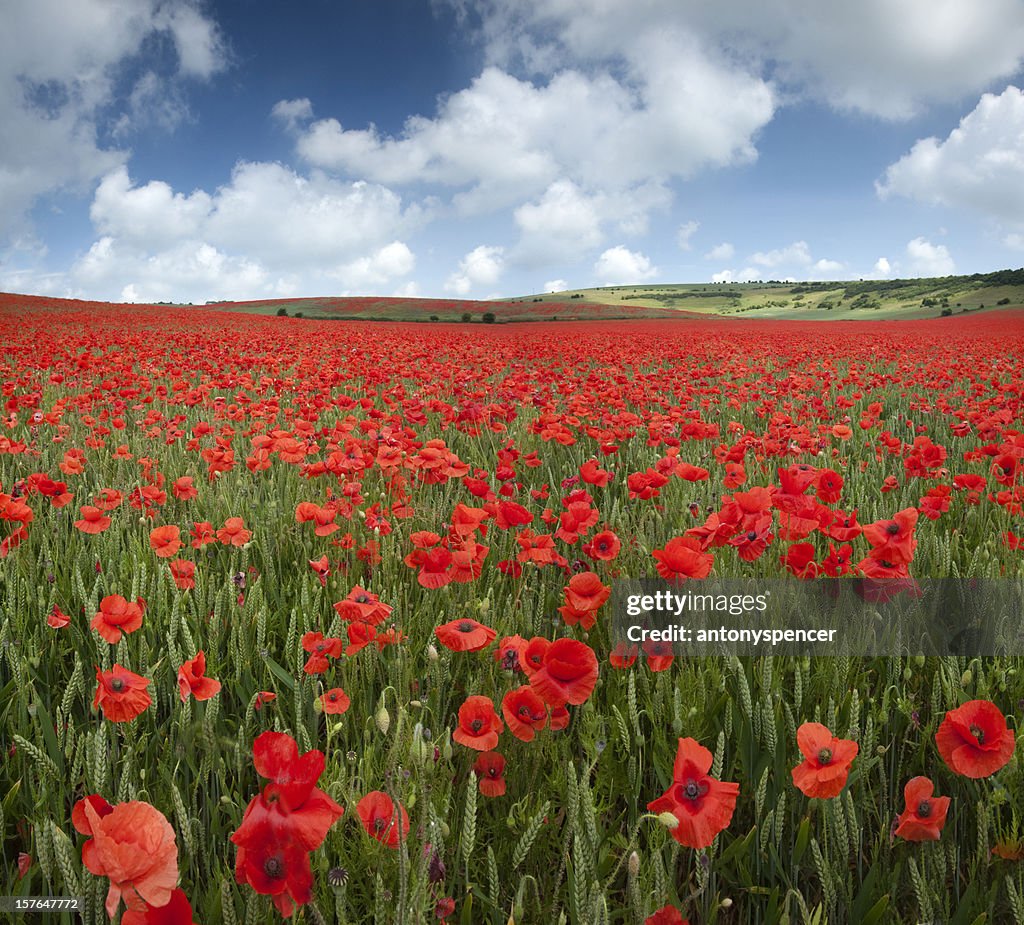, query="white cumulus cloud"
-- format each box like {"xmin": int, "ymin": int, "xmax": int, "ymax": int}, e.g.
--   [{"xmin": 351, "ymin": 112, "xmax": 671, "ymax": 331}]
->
[
  {"xmin": 705, "ymin": 242, "xmax": 734, "ymax": 261},
  {"xmin": 878, "ymin": 86, "xmax": 1024, "ymax": 223},
  {"xmin": 456, "ymin": 0, "xmax": 1024, "ymax": 119},
  {"xmin": 445, "ymin": 245, "xmax": 506, "ymax": 295},
  {"xmin": 677, "ymin": 220, "xmax": 699, "ymax": 250},
  {"xmin": 0, "ymin": 0, "xmax": 226, "ymax": 242},
  {"xmin": 594, "ymin": 246, "xmax": 657, "ymax": 285},
  {"xmin": 905, "ymin": 237, "xmax": 955, "ymax": 277},
  {"xmin": 68, "ymin": 162, "xmax": 422, "ymax": 301},
  {"xmin": 750, "ymin": 240, "xmax": 812, "ymax": 268}
]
